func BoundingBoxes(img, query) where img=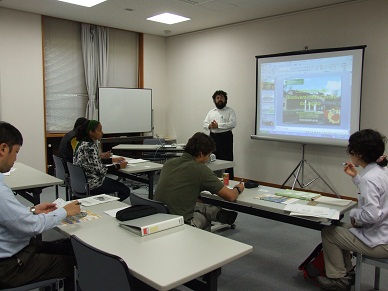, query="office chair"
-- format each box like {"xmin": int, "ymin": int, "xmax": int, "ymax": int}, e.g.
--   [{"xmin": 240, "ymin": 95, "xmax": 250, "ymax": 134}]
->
[
  {"xmin": 354, "ymin": 253, "xmax": 388, "ymax": 291},
  {"xmin": 71, "ymin": 235, "xmax": 150, "ymax": 291},
  {"xmin": 52, "ymin": 155, "xmax": 71, "ymax": 200},
  {"xmin": 1, "ymin": 277, "xmax": 64, "ymax": 291},
  {"xmin": 66, "ymin": 162, "xmax": 90, "ymax": 198},
  {"xmin": 130, "ymin": 192, "xmax": 168, "ymax": 214}
]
